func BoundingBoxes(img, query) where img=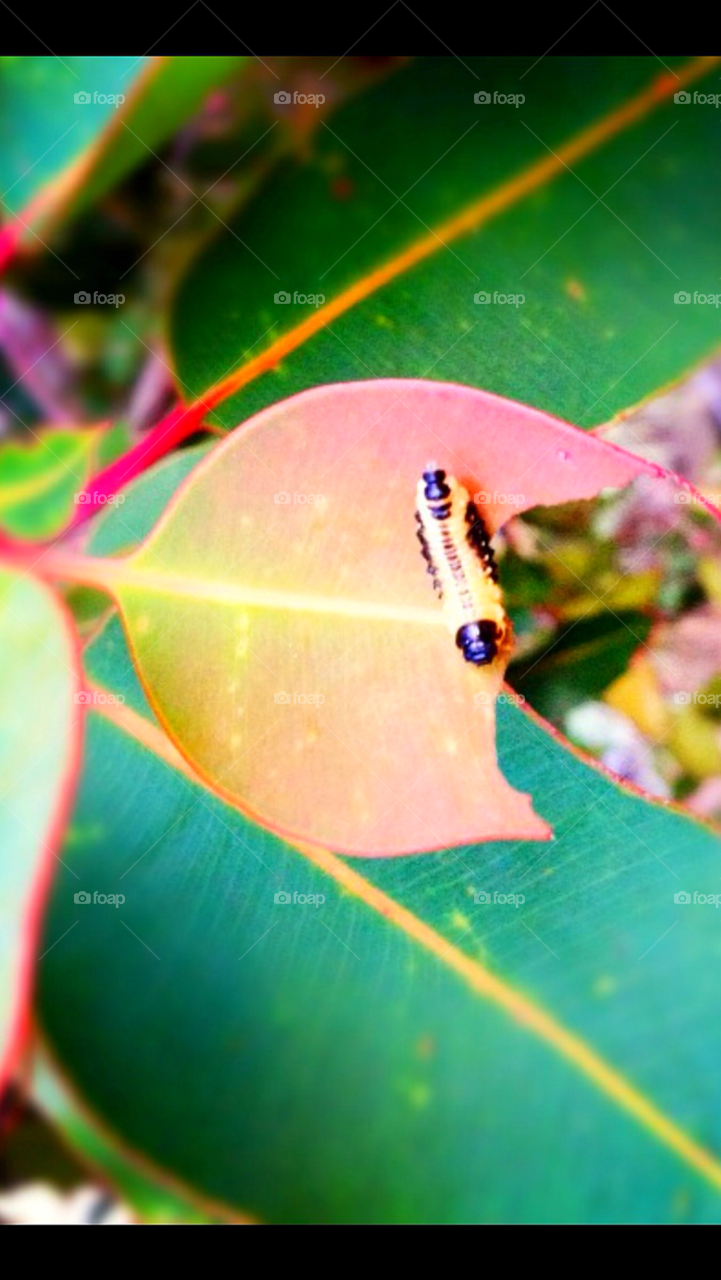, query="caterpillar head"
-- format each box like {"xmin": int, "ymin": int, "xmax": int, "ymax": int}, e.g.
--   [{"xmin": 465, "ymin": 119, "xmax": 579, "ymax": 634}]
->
[
  {"xmin": 422, "ymin": 465, "xmax": 451, "ymax": 503},
  {"xmin": 455, "ymin": 620, "xmax": 499, "ymax": 666}
]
